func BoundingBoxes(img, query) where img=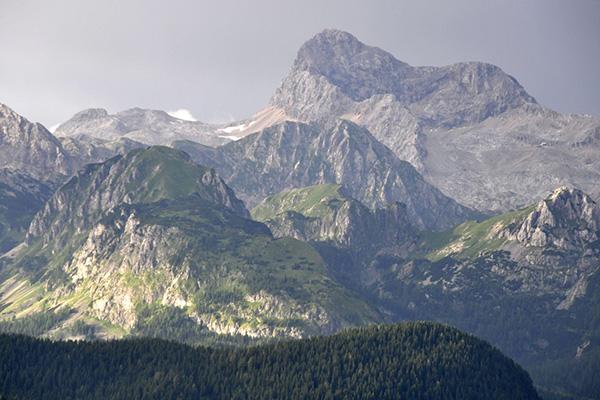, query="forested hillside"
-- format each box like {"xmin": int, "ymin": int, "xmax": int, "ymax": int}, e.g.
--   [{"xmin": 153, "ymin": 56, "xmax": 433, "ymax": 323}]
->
[{"xmin": 0, "ymin": 322, "xmax": 540, "ymax": 400}]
